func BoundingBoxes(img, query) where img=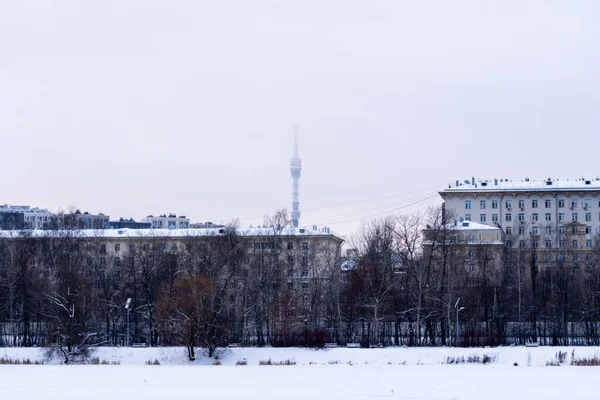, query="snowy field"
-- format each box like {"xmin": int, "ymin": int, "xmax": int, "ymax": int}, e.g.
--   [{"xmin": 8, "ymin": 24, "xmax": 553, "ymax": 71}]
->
[{"xmin": 0, "ymin": 347, "xmax": 599, "ymax": 399}]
